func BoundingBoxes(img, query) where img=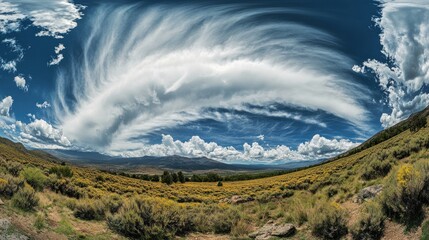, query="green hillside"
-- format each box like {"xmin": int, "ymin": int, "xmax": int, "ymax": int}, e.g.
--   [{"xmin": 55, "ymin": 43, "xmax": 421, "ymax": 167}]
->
[{"xmin": 1, "ymin": 107, "xmax": 429, "ymax": 239}]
